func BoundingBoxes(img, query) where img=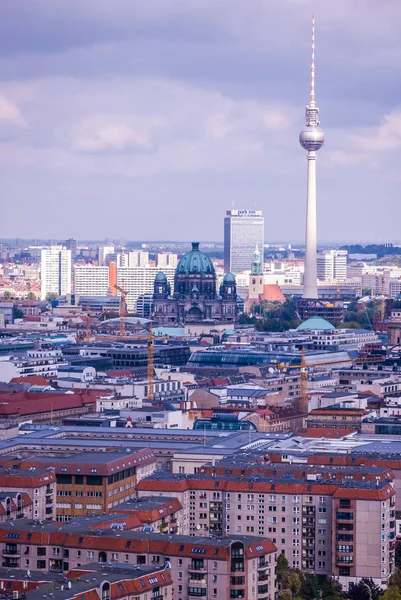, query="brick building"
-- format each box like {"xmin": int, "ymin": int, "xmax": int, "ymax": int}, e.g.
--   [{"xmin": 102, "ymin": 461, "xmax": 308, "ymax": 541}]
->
[{"xmin": 3, "ymin": 451, "xmax": 155, "ymax": 522}]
